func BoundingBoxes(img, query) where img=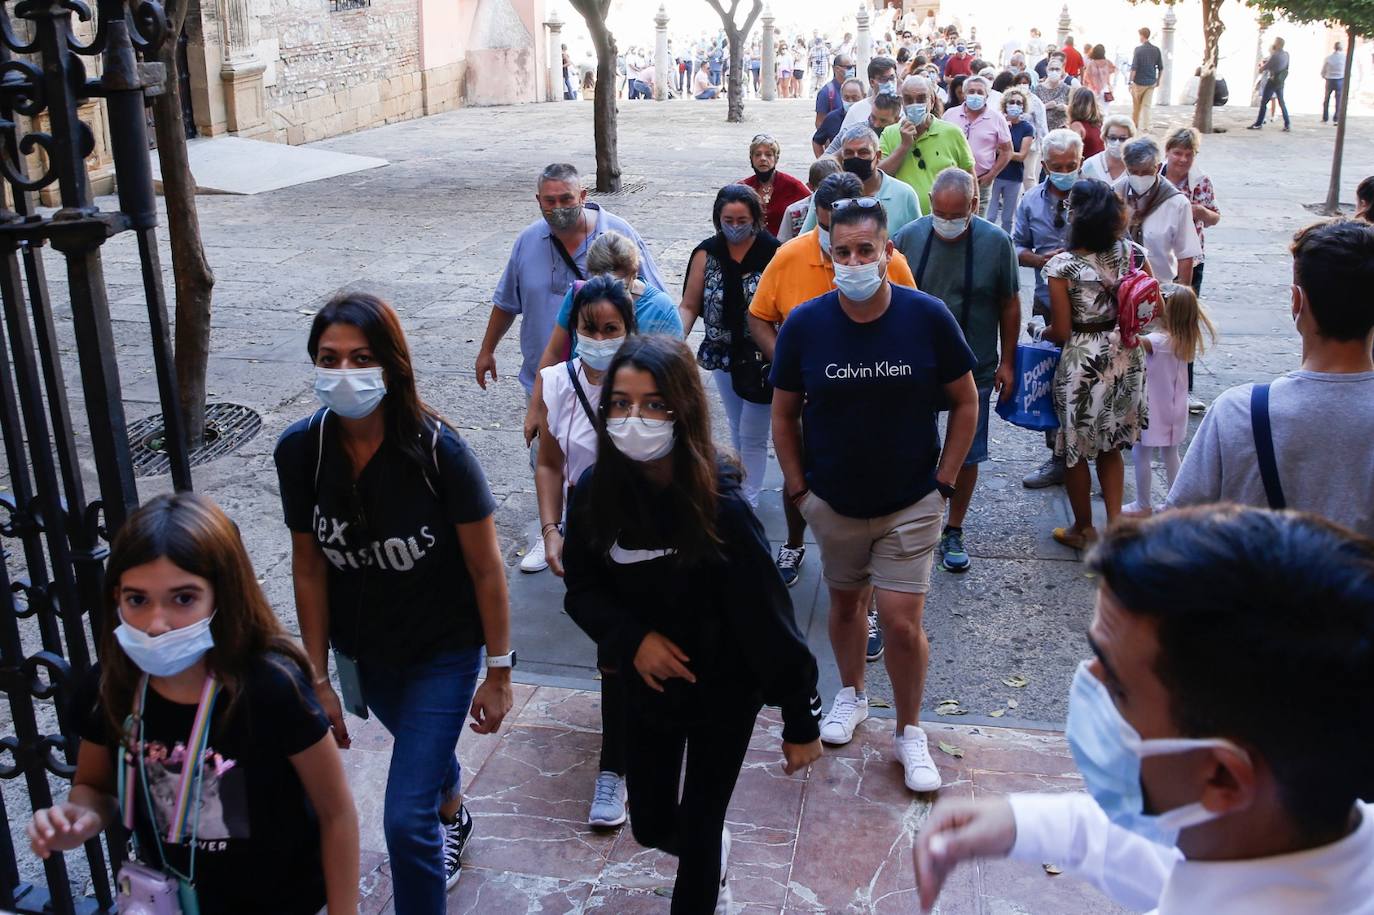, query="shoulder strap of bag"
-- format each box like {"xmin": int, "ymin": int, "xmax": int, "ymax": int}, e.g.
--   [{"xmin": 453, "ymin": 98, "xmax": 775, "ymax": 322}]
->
[
  {"xmin": 1249, "ymin": 383, "xmax": 1287, "ymax": 510},
  {"xmin": 566, "ymin": 360, "xmax": 598, "ymax": 427},
  {"xmin": 550, "ymin": 235, "xmax": 585, "ymax": 281}
]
